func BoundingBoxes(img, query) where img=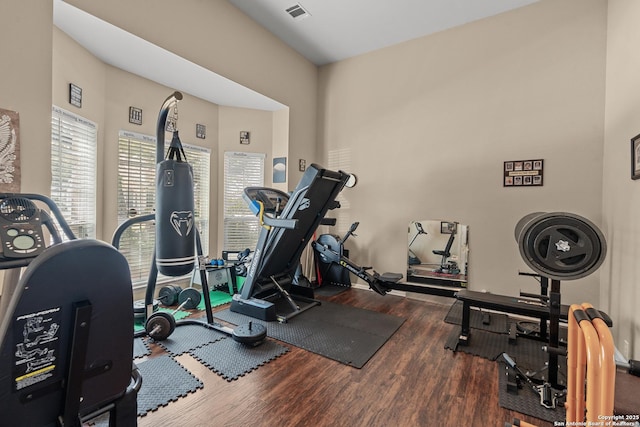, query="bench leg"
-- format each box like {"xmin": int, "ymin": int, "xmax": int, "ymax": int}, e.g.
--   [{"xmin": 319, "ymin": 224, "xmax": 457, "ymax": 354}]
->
[{"xmin": 458, "ymin": 301, "xmax": 471, "ymax": 346}]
